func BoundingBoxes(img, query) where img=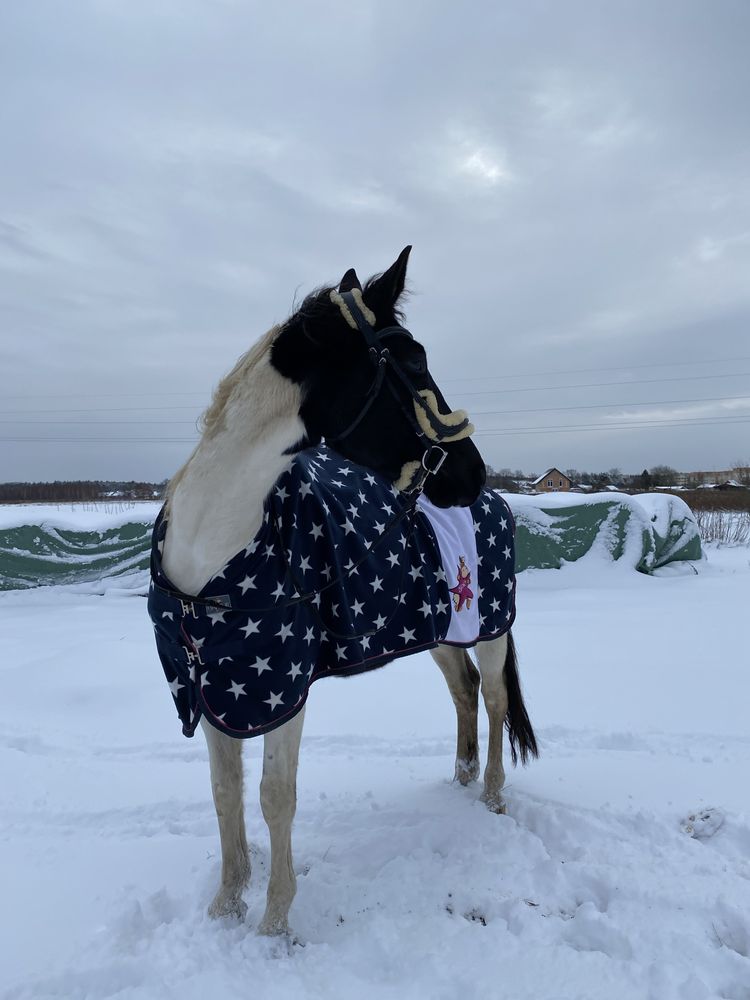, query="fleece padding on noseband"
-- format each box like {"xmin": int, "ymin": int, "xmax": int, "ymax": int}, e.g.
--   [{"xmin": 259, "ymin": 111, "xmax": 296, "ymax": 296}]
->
[
  {"xmin": 415, "ymin": 390, "xmax": 474, "ymax": 443},
  {"xmin": 148, "ymin": 445, "xmax": 516, "ymax": 740}
]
